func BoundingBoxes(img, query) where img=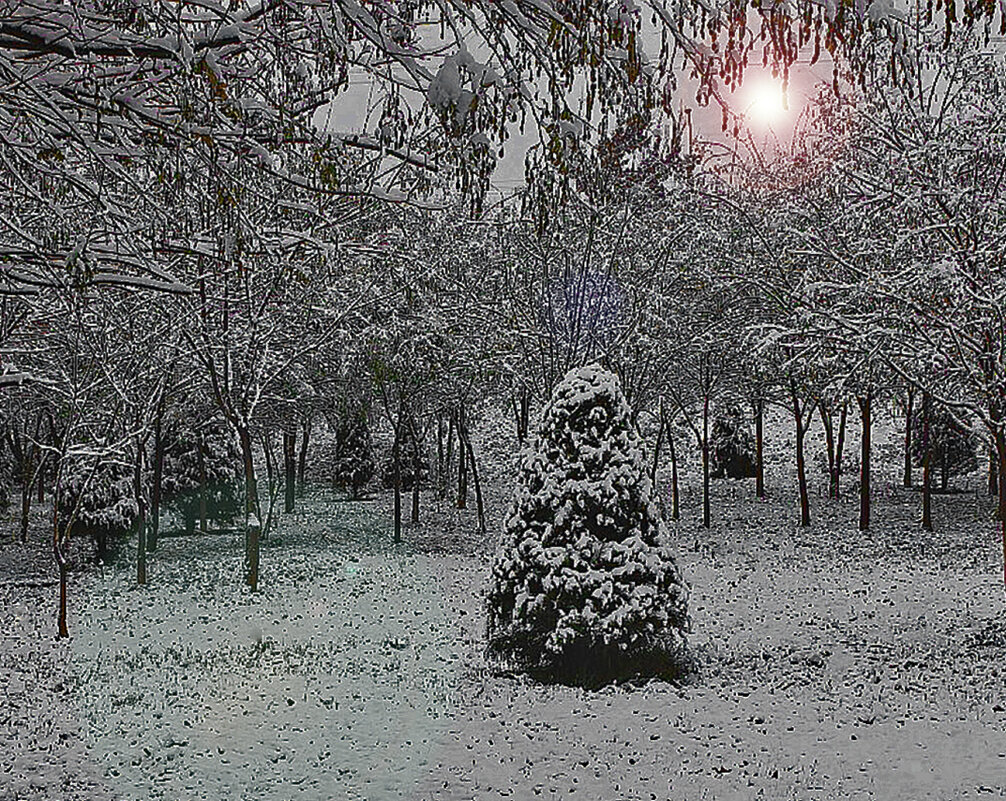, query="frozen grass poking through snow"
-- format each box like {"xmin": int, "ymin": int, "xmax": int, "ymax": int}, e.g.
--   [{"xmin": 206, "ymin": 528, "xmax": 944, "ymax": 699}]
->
[{"xmin": 3, "ymin": 480, "xmax": 1006, "ymax": 799}]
